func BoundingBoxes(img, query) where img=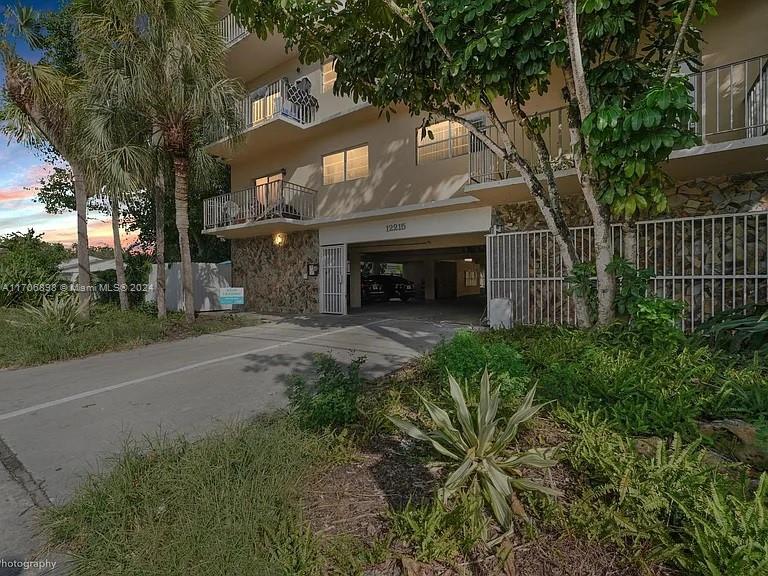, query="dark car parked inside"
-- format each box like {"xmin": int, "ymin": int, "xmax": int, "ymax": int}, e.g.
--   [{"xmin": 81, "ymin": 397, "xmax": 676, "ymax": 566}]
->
[
  {"xmin": 360, "ymin": 276, "xmax": 386, "ymax": 303},
  {"xmin": 367, "ymin": 274, "xmax": 417, "ymax": 302}
]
